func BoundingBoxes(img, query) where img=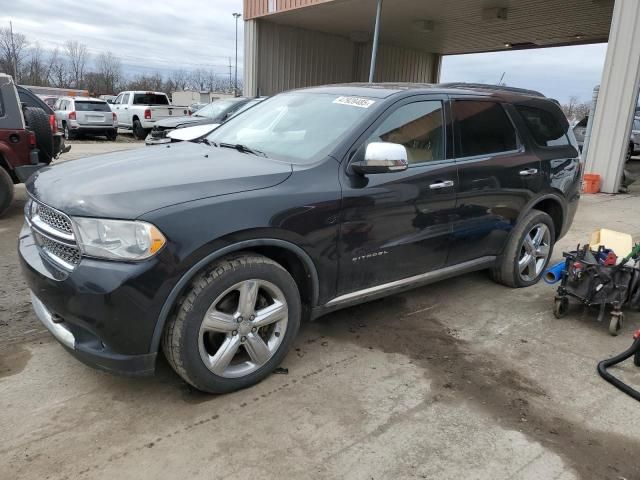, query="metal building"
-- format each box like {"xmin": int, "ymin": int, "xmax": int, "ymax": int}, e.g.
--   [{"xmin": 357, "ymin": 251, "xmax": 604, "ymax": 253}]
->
[{"xmin": 243, "ymin": 0, "xmax": 640, "ymax": 193}]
